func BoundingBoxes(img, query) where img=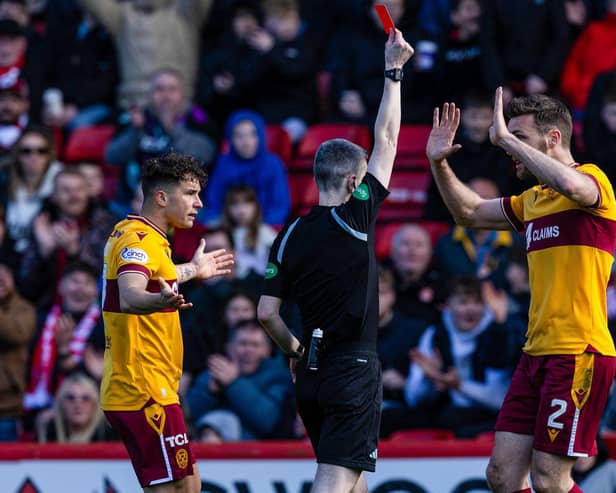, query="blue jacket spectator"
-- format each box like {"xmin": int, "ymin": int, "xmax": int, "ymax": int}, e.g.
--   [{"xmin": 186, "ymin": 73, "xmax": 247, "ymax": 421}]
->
[
  {"xmin": 201, "ymin": 109, "xmax": 290, "ymax": 226},
  {"xmin": 186, "ymin": 319, "xmax": 294, "ymax": 440}
]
